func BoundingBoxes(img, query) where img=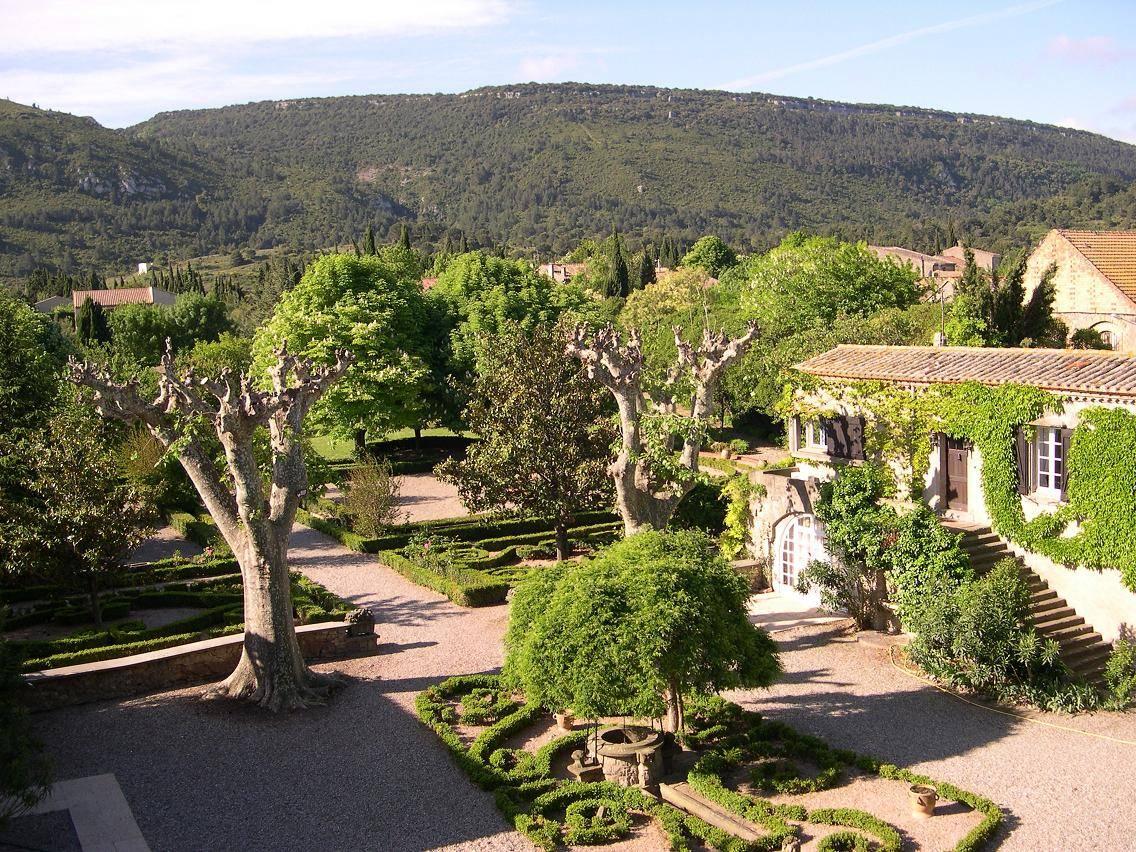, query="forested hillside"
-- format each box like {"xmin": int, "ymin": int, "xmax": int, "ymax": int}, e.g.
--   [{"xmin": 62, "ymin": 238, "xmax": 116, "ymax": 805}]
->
[{"xmin": 3, "ymin": 83, "xmax": 1136, "ymax": 283}]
